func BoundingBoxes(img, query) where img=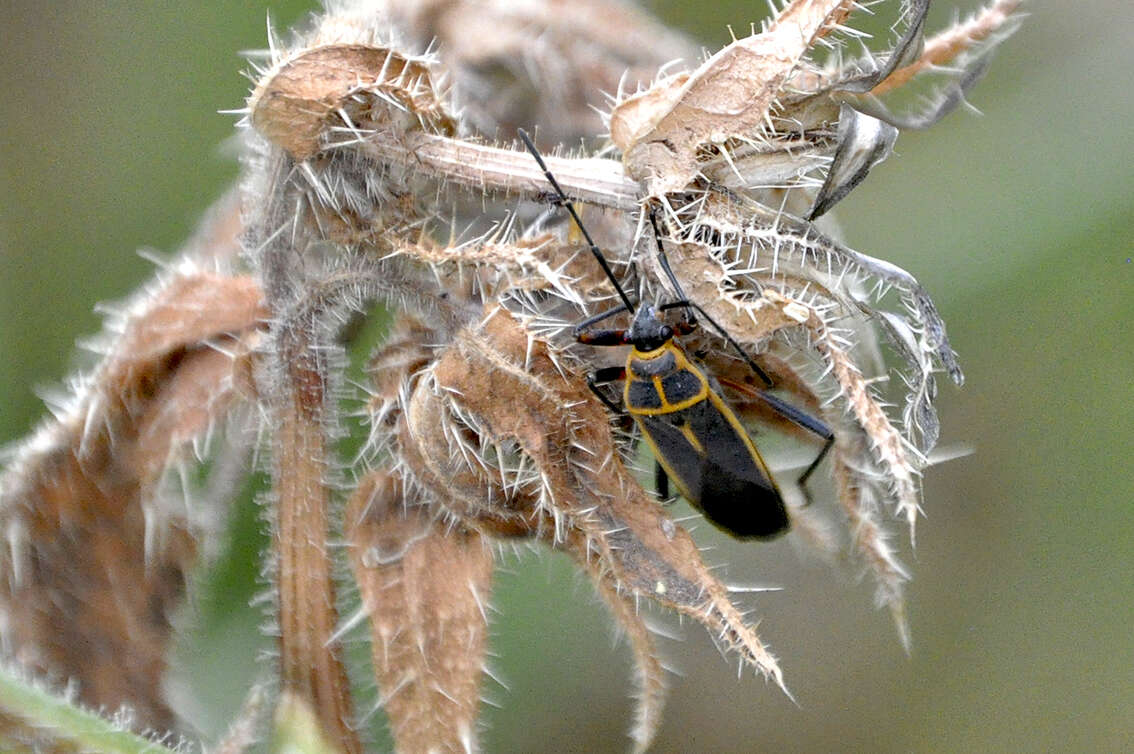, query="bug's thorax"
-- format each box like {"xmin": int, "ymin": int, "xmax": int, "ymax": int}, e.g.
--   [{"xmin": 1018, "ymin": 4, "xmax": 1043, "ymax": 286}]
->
[
  {"xmin": 627, "ymin": 344, "xmax": 677, "ymax": 377},
  {"xmin": 623, "ymin": 336, "xmax": 710, "ymax": 415}
]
